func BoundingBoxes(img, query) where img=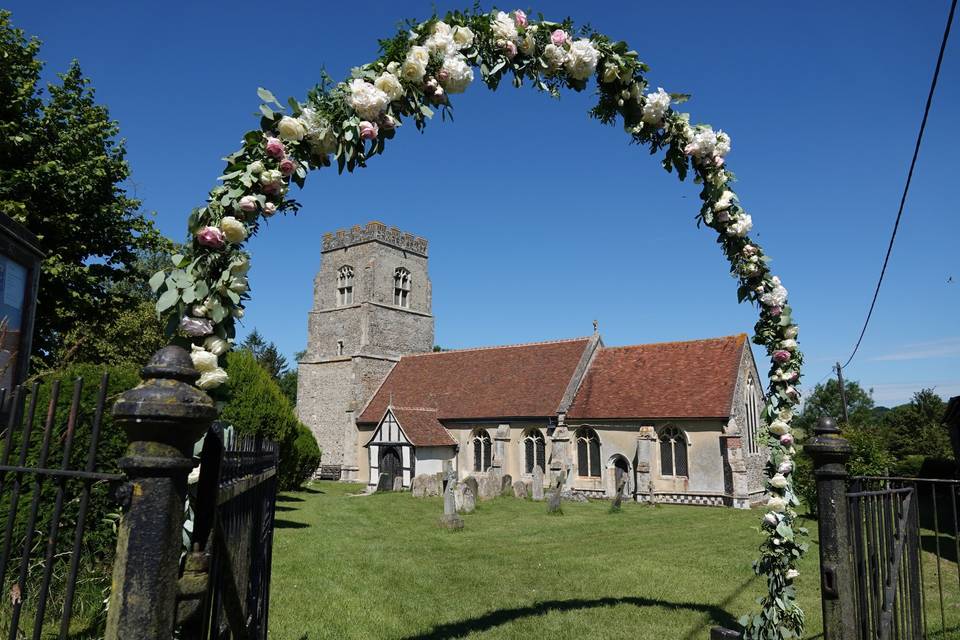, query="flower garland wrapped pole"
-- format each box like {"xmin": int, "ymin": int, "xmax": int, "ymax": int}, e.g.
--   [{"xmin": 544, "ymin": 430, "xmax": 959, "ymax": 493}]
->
[{"xmin": 151, "ymin": 9, "xmax": 805, "ymax": 638}]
